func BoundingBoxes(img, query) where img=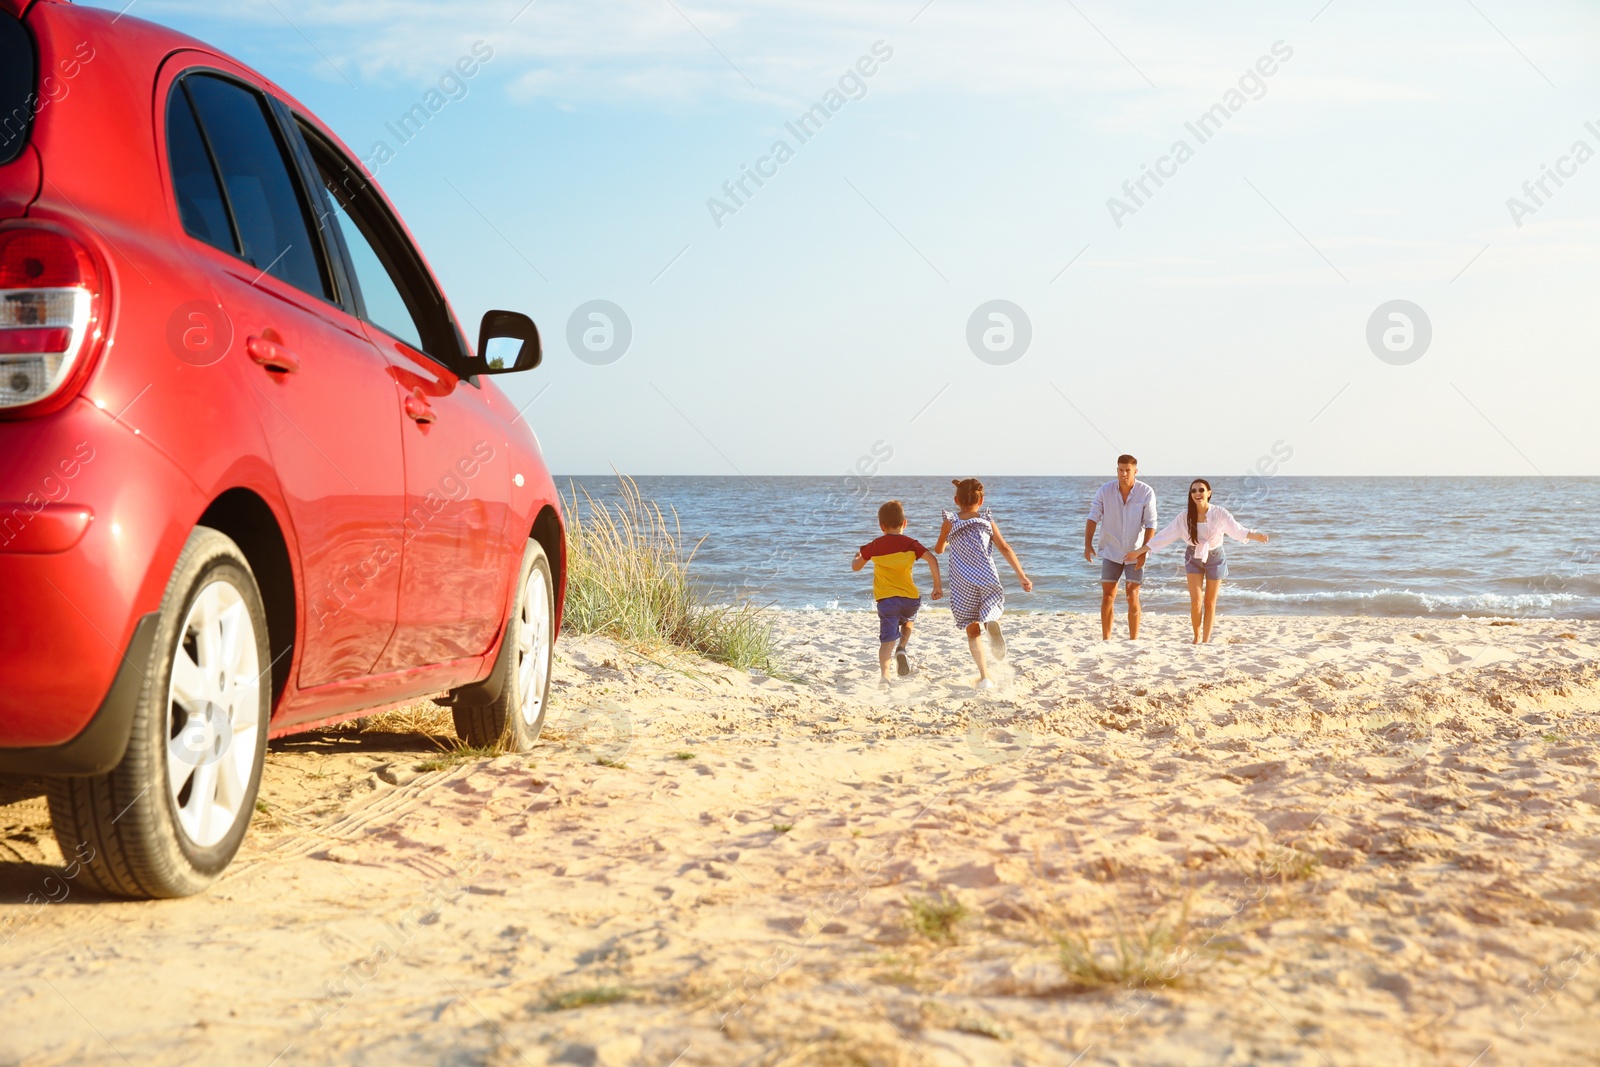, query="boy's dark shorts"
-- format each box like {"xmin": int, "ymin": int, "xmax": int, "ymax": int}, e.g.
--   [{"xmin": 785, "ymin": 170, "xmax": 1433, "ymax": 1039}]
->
[{"xmin": 876, "ymin": 596, "xmax": 921, "ymax": 642}]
